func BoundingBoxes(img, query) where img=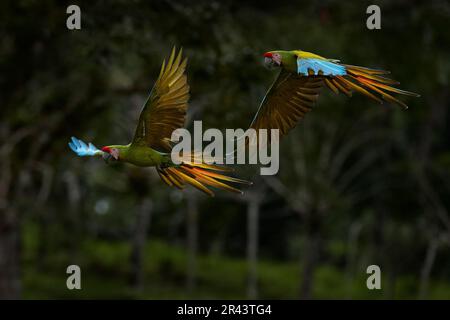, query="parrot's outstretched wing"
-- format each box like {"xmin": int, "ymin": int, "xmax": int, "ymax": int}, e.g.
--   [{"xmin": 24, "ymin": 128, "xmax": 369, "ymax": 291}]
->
[
  {"xmin": 295, "ymin": 50, "xmax": 419, "ymax": 109},
  {"xmin": 68, "ymin": 137, "xmax": 103, "ymax": 157},
  {"xmin": 249, "ymin": 69, "xmax": 323, "ymax": 138},
  {"xmin": 131, "ymin": 47, "xmax": 189, "ymax": 151}
]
